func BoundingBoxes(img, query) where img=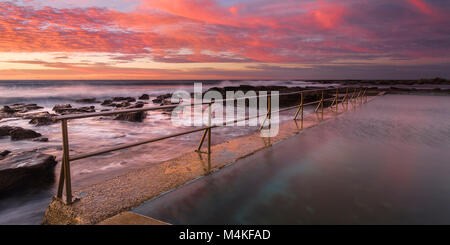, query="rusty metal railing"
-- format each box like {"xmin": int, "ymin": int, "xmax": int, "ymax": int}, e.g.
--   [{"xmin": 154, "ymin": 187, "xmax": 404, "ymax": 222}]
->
[{"xmin": 55, "ymin": 87, "xmax": 367, "ymax": 204}]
